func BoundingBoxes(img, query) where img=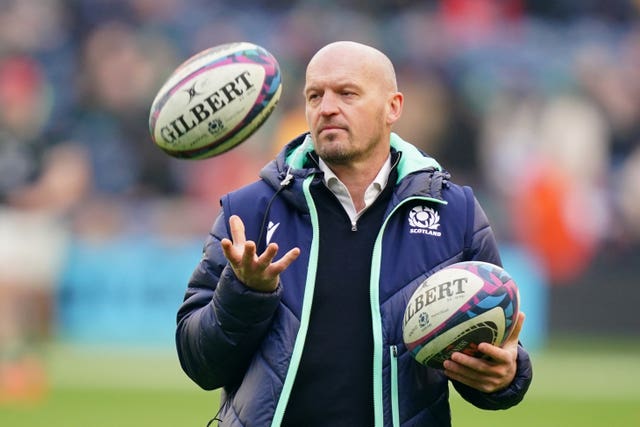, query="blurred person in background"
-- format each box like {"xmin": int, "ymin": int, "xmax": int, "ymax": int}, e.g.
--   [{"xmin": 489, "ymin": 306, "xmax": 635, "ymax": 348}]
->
[
  {"xmin": 0, "ymin": 45, "xmax": 84, "ymax": 405},
  {"xmin": 0, "ymin": 54, "xmax": 53, "ymax": 403},
  {"xmin": 176, "ymin": 41, "xmax": 532, "ymax": 426},
  {"xmin": 480, "ymin": 89, "xmax": 610, "ymax": 284},
  {"xmin": 69, "ymin": 19, "xmax": 181, "ymax": 198},
  {"xmin": 574, "ymin": 33, "xmax": 640, "ymax": 250}
]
